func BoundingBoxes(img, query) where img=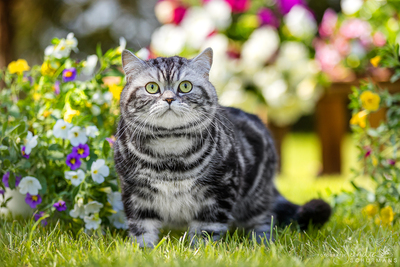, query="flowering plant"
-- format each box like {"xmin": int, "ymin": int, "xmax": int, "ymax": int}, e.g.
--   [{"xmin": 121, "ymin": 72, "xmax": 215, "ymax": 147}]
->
[
  {"xmin": 334, "ymin": 43, "xmax": 400, "ymax": 227},
  {"xmin": 149, "ymin": 0, "xmax": 321, "ymax": 126},
  {"xmin": 0, "ymin": 33, "xmax": 138, "ymax": 231}
]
